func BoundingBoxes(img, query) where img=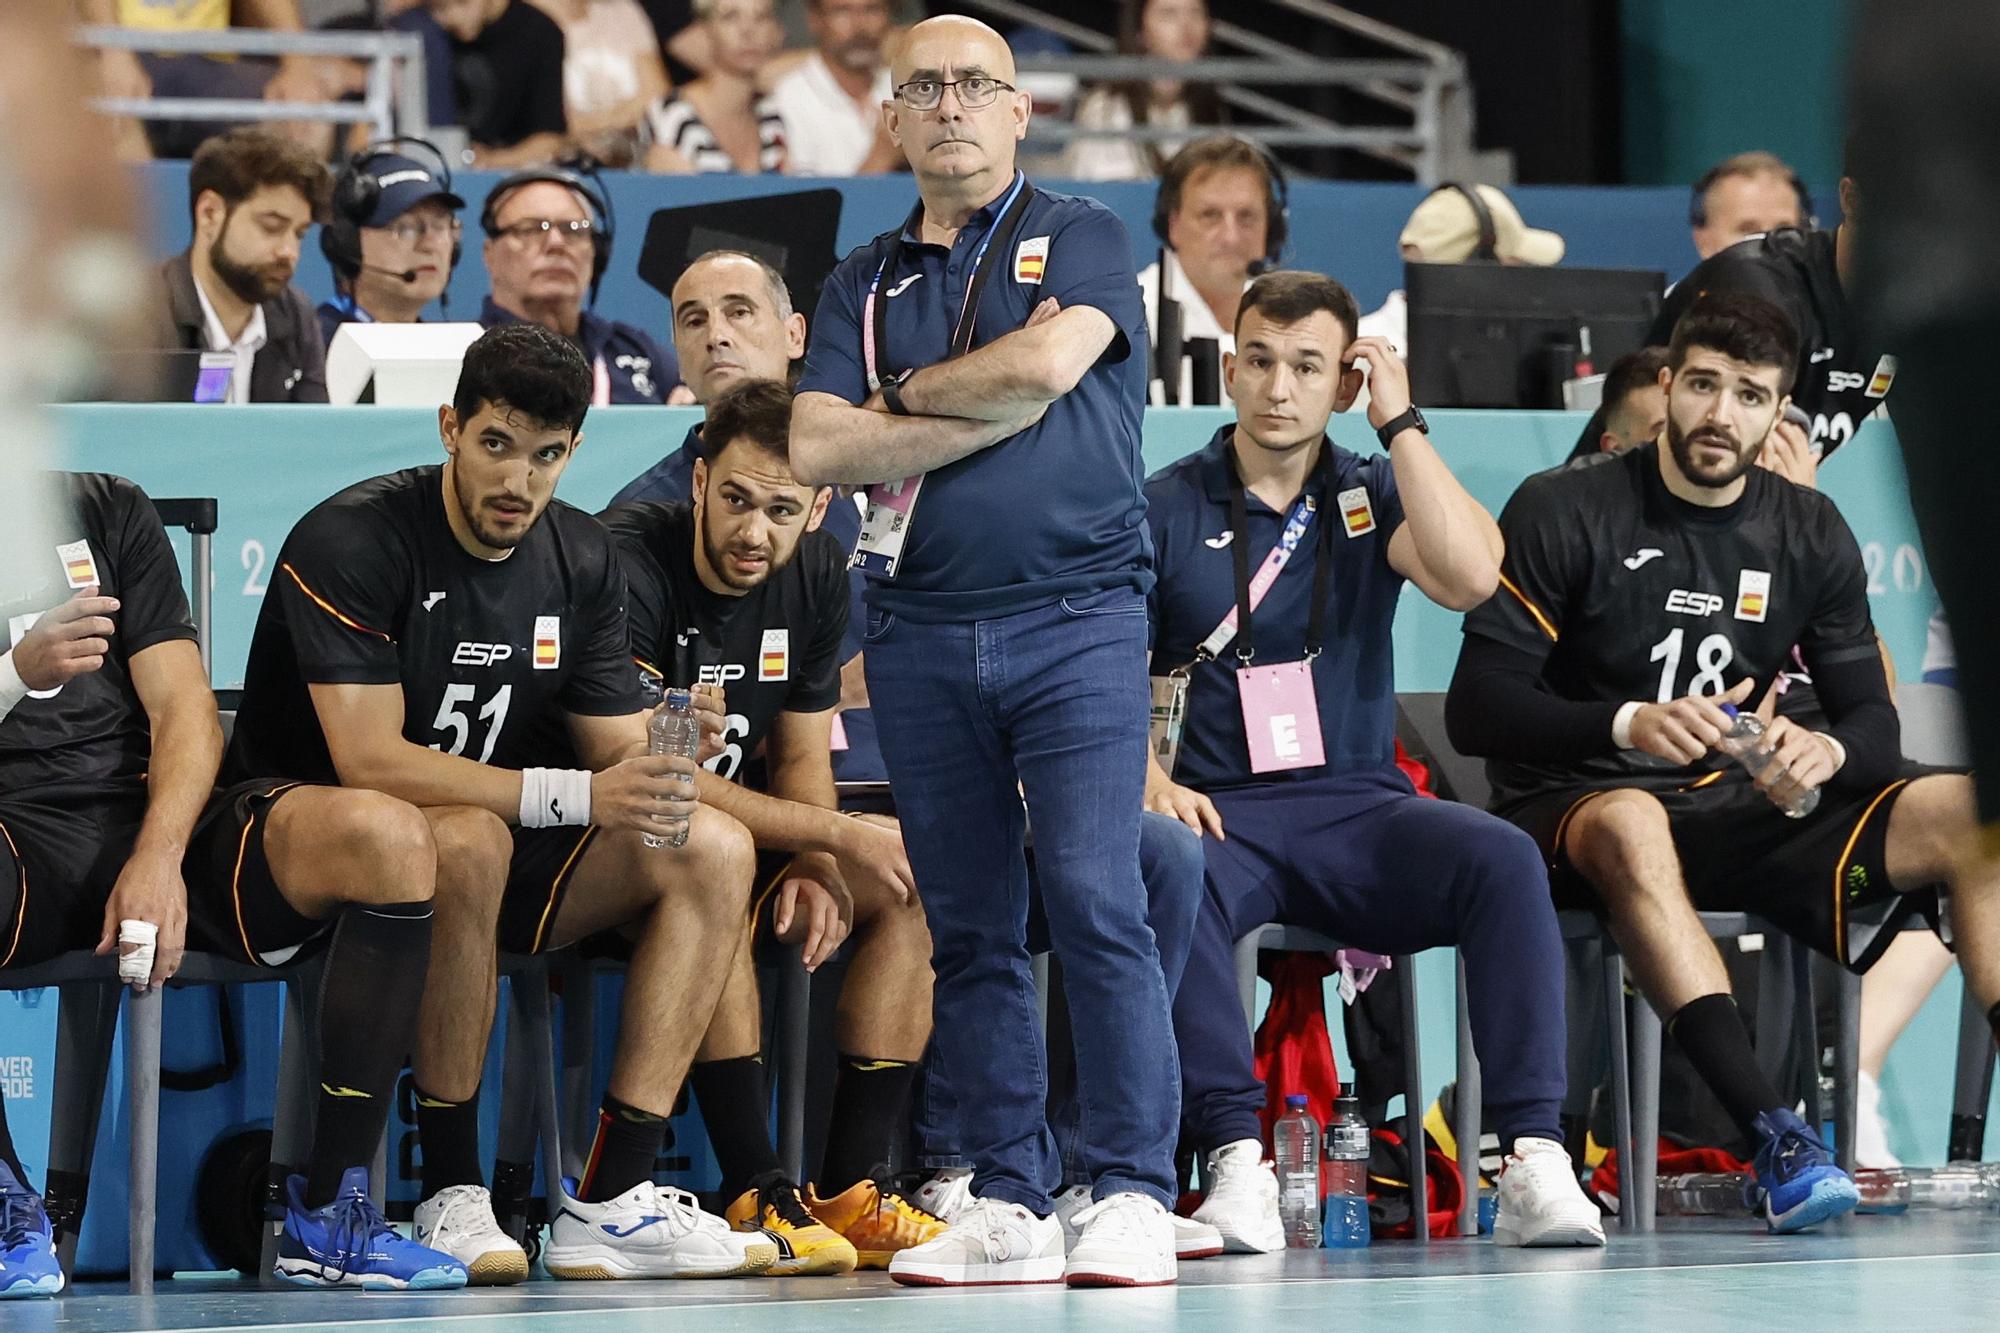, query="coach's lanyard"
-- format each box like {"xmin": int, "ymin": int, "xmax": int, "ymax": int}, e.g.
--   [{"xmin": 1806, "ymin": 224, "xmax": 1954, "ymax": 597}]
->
[
  {"xmin": 1196, "ymin": 457, "xmax": 1334, "ymax": 666},
  {"xmin": 852, "ymin": 173, "xmax": 1034, "ymax": 579}
]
